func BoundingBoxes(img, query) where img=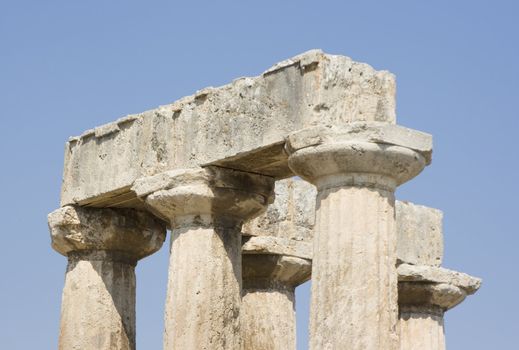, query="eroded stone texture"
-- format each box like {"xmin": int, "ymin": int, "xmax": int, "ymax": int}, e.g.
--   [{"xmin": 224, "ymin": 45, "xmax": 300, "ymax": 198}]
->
[
  {"xmin": 397, "ymin": 264, "xmax": 481, "ymax": 350},
  {"xmin": 240, "ymin": 178, "xmax": 313, "ymax": 349},
  {"xmin": 243, "ymin": 178, "xmax": 316, "ymax": 242},
  {"xmin": 286, "ymin": 124, "xmax": 431, "ymax": 350},
  {"xmin": 244, "ymin": 179, "xmax": 444, "ymax": 266},
  {"xmin": 396, "ymin": 201, "xmax": 443, "ymax": 266},
  {"xmin": 241, "ymin": 254, "xmax": 311, "ymax": 350},
  {"xmin": 47, "ymin": 206, "xmax": 166, "ymax": 350},
  {"xmin": 134, "ymin": 166, "xmax": 274, "ymax": 350},
  {"xmin": 61, "ymin": 50, "xmax": 397, "ymax": 207}
]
